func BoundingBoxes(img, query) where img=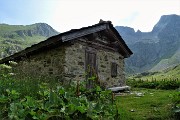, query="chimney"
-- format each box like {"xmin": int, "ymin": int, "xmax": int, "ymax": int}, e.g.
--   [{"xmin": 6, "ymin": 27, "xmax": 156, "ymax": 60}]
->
[{"xmin": 99, "ymin": 19, "xmax": 112, "ymax": 24}]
